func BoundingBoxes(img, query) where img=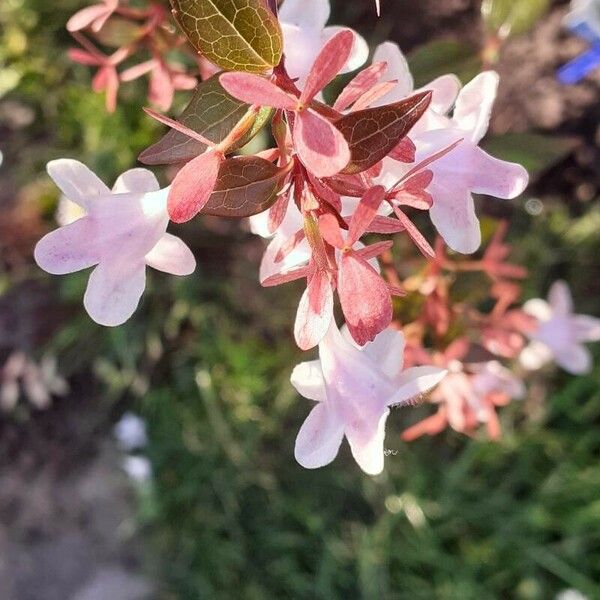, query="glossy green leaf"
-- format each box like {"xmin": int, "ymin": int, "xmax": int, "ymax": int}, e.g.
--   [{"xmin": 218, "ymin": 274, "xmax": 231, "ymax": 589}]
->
[
  {"xmin": 408, "ymin": 41, "xmax": 482, "ymax": 87},
  {"xmin": 138, "ymin": 74, "xmax": 272, "ymax": 165},
  {"xmin": 482, "ymin": 133, "xmax": 577, "ymax": 179},
  {"xmin": 170, "ymin": 0, "xmax": 283, "ymax": 73},
  {"xmin": 201, "ymin": 156, "xmax": 290, "ymax": 217},
  {"xmin": 335, "ymin": 92, "xmax": 432, "ymax": 175},
  {"xmin": 481, "ymin": 0, "xmax": 550, "ymax": 37}
]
